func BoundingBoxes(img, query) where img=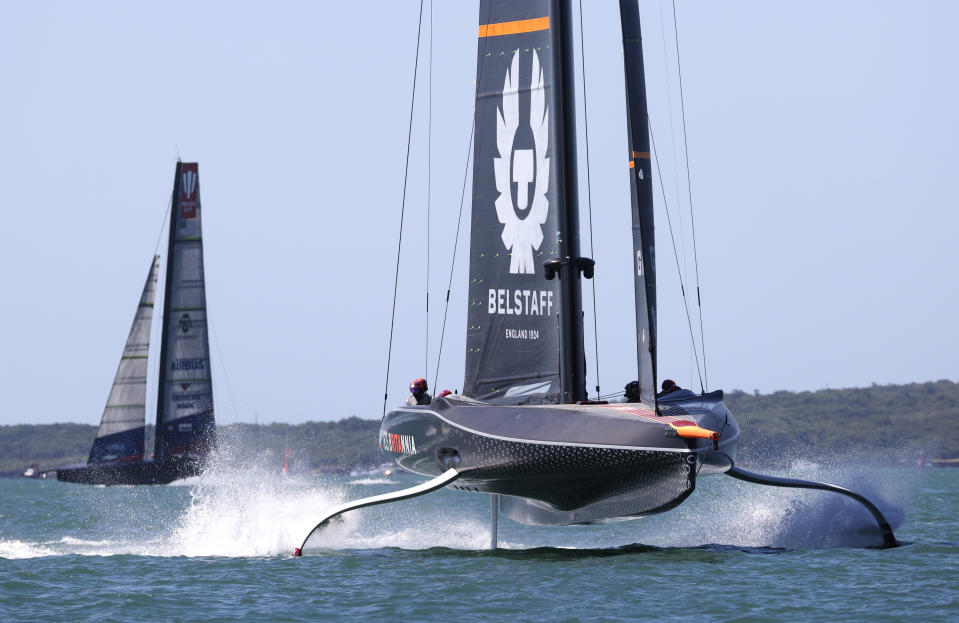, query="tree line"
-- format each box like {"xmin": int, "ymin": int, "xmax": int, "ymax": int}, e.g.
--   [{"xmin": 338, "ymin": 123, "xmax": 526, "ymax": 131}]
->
[{"xmin": 2, "ymin": 380, "xmax": 956, "ymax": 477}]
